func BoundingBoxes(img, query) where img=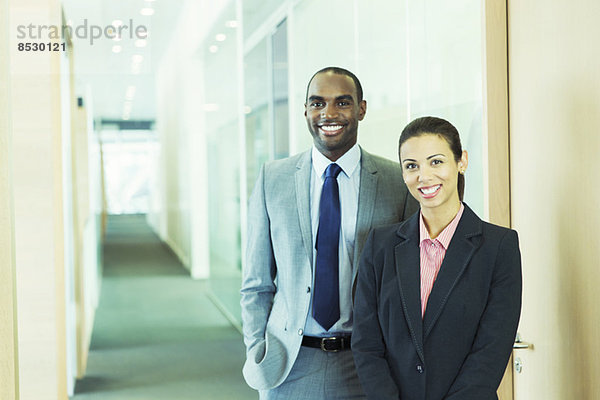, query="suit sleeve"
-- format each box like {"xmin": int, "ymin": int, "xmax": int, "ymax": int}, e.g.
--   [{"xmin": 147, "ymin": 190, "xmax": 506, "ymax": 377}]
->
[
  {"xmin": 352, "ymin": 231, "xmax": 401, "ymax": 399},
  {"xmin": 444, "ymin": 230, "xmax": 522, "ymax": 399},
  {"xmin": 240, "ymin": 165, "xmax": 277, "ymax": 359}
]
